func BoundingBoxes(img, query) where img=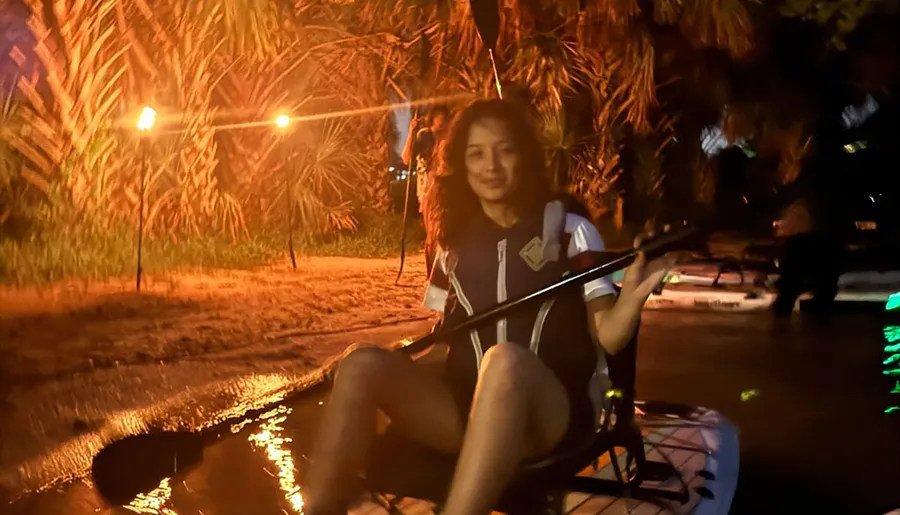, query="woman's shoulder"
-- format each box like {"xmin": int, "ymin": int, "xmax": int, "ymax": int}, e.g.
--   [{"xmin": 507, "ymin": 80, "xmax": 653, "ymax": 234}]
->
[
  {"xmin": 552, "ymin": 198, "xmax": 605, "ymax": 254},
  {"xmin": 539, "ymin": 194, "xmax": 605, "ymax": 254},
  {"xmin": 551, "ymin": 193, "xmax": 592, "ymax": 220},
  {"xmin": 564, "ymin": 214, "xmax": 605, "ymax": 253}
]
